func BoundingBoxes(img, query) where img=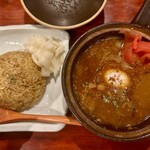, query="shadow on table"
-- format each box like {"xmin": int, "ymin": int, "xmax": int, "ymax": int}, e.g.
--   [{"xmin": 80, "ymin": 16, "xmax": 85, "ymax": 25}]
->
[
  {"xmin": 68, "ymin": 10, "xmax": 105, "ymax": 47},
  {"xmin": 108, "ymin": 137, "xmax": 150, "ymax": 150},
  {"xmin": 63, "ymin": 124, "xmax": 150, "ymax": 150},
  {"xmin": 0, "ymin": 132, "xmax": 33, "ymax": 150}
]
